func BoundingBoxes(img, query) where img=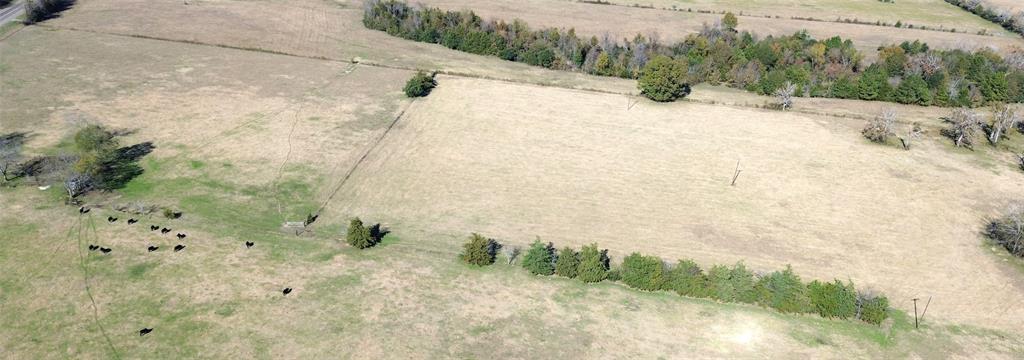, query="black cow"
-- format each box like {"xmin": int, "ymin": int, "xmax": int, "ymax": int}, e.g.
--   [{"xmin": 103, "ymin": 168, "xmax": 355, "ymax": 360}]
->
[
  {"xmin": 245, "ymin": 241, "xmax": 254, "ymax": 248},
  {"xmin": 88, "ymin": 244, "xmax": 99, "ymax": 251},
  {"xmin": 107, "ymin": 217, "xmax": 118, "ymax": 223},
  {"xmin": 176, "ymin": 233, "xmax": 186, "ymax": 240},
  {"xmin": 127, "ymin": 219, "xmax": 138, "ymax": 225},
  {"xmin": 282, "ymin": 288, "xmax": 292, "ymax": 296},
  {"xmin": 173, "ymin": 244, "xmax": 185, "ymax": 252},
  {"xmin": 139, "ymin": 328, "xmax": 153, "ymax": 336},
  {"xmin": 99, "ymin": 247, "xmax": 112, "ymax": 254},
  {"xmin": 150, "ymin": 225, "xmax": 160, "ymax": 231},
  {"xmin": 161, "ymin": 228, "xmax": 171, "ymax": 234},
  {"xmin": 79, "ymin": 207, "xmax": 90, "ymax": 214},
  {"xmin": 147, "ymin": 246, "xmax": 159, "ymax": 252}
]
